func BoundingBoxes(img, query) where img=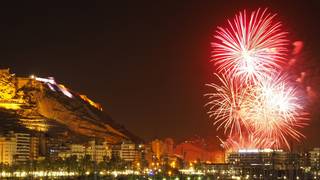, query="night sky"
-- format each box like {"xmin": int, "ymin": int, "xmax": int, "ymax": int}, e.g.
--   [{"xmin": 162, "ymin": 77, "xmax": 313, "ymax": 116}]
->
[{"xmin": 1, "ymin": 1, "xmax": 320, "ymax": 148}]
